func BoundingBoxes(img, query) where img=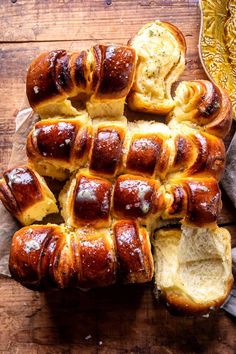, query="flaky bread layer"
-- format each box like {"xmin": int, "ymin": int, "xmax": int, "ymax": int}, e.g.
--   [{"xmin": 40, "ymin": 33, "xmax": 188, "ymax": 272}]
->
[{"xmin": 128, "ymin": 20, "xmax": 186, "ymax": 114}]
